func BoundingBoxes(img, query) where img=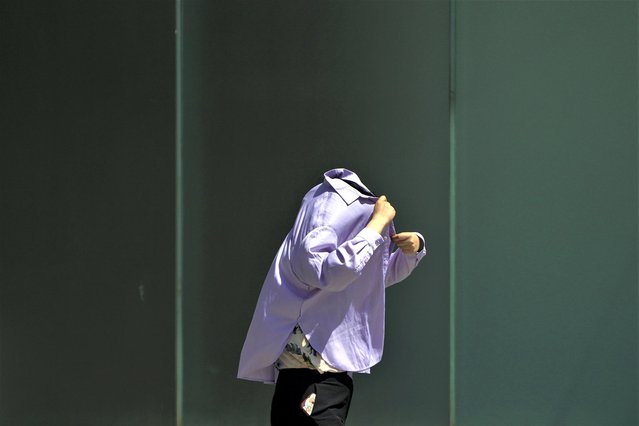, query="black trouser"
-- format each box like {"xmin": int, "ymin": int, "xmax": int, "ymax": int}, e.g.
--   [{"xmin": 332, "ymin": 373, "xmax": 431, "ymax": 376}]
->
[{"xmin": 271, "ymin": 369, "xmax": 354, "ymax": 426}]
